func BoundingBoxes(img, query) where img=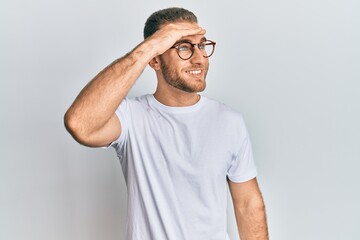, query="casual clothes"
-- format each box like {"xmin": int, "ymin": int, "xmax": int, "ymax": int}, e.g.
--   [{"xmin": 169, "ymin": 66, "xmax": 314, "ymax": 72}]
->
[{"xmin": 111, "ymin": 94, "xmax": 257, "ymax": 240}]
